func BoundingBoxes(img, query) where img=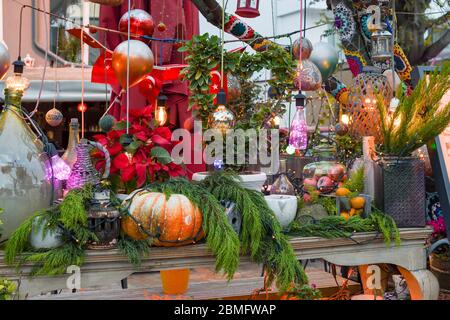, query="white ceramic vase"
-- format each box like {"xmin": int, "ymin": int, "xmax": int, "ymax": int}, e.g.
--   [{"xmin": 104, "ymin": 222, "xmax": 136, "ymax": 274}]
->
[
  {"xmin": 29, "ymin": 218, "xmax": 63, "ymax": 249},
  {"xmin": 264, "ymin": 195, "xmax": 298, "ymax": 229}
]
